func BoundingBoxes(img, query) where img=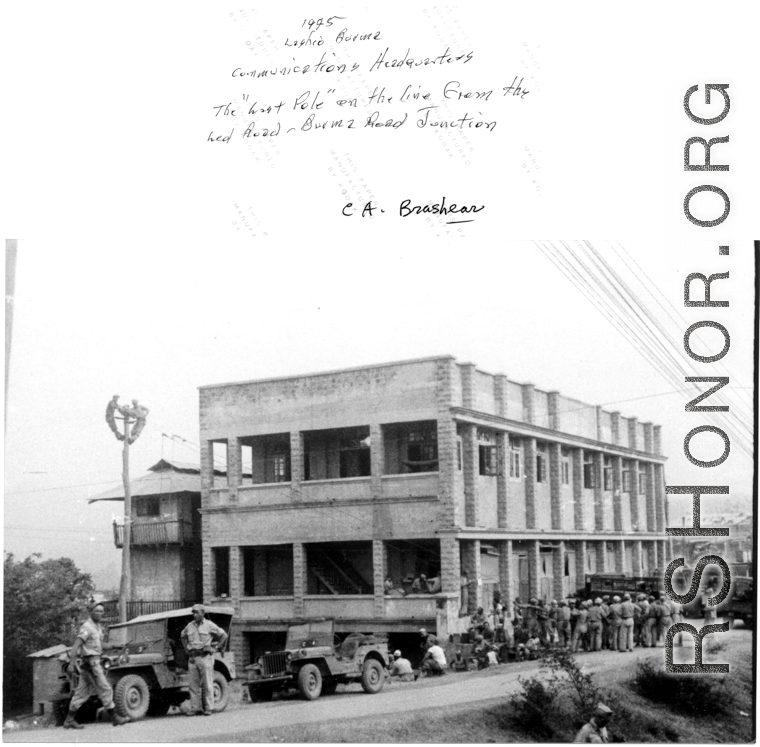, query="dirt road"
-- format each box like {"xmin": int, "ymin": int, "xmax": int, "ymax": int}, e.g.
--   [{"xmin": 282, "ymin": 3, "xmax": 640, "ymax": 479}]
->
[{"xmin": 5, "ymin": 628, "xmax": 744, "ymax": 743}]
